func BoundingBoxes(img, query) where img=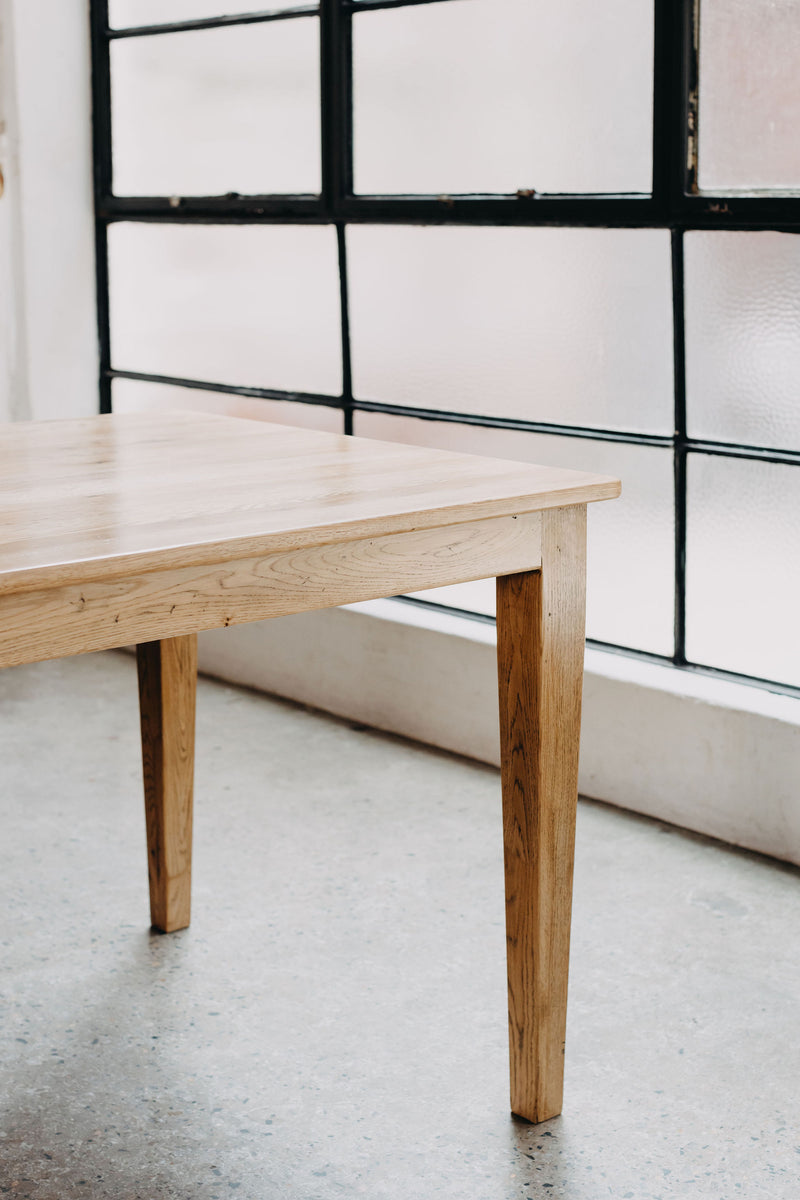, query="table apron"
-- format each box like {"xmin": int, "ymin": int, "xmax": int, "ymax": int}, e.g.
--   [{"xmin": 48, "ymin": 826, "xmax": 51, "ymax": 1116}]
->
[{"xmin": 0, "ymin": 511, "xmax": 543, "ymax": 668}]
